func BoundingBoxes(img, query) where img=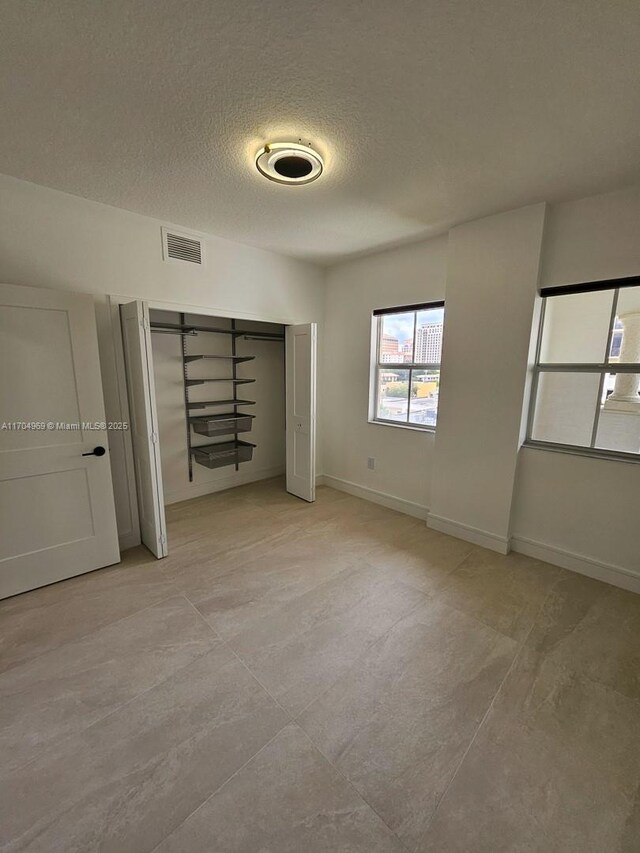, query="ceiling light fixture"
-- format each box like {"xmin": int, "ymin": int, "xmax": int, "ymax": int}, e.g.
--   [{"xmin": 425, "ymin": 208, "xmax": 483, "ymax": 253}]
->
[{"xmin": 255, "ymin": 141, "xmax": 324, "ymax": 185}]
